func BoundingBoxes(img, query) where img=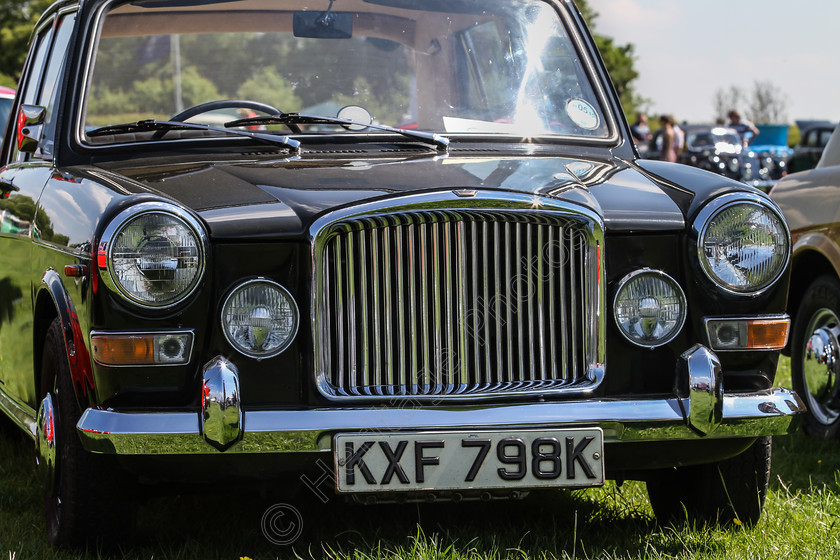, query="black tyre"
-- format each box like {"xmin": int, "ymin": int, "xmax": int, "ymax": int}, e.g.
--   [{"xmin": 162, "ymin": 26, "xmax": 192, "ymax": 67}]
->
[
  {"xmin": 646, "ymin": 436, "xmax": 771, "ymax": 527},
  {"xmin": 790, "ymin": 275, "xmax": 840, "ymax": 439},
  {"xmin": 40, "ymin": 318, "xmax": 136, "ymax": 548}
]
